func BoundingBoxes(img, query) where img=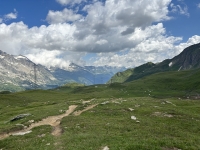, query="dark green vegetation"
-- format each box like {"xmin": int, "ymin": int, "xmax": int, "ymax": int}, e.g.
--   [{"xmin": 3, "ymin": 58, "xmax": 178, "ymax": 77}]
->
[
  {"xmin": 0, "ymin": 68, "xmax": 200, "ymax": 150},
  {"xmin": 0, "ymin": 83, "xmax": 25, "ymax": 93},
  {"xmin": 109, "ymin": 43, "xmax": 200, "ymax": 84}
]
